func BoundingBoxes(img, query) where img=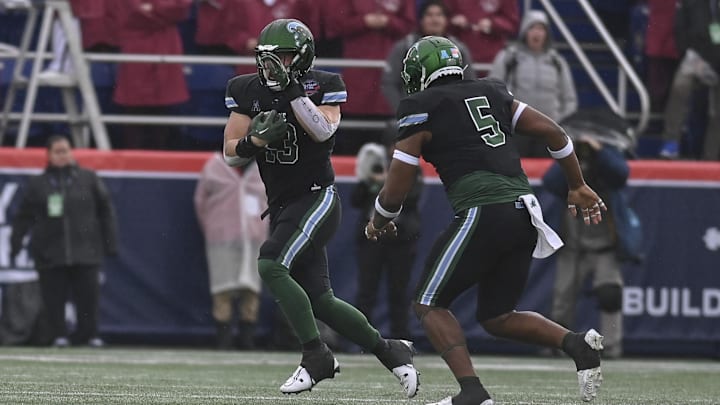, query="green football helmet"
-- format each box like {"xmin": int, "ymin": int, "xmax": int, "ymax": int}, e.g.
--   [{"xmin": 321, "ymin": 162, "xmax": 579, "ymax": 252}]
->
[
  {"xmin": 401, "ymin": 36, "xmax": 464, "ymax": 95},
  {"xmin": 255, "ymin": 19, "xmax": 315, "ymax": 90}
]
